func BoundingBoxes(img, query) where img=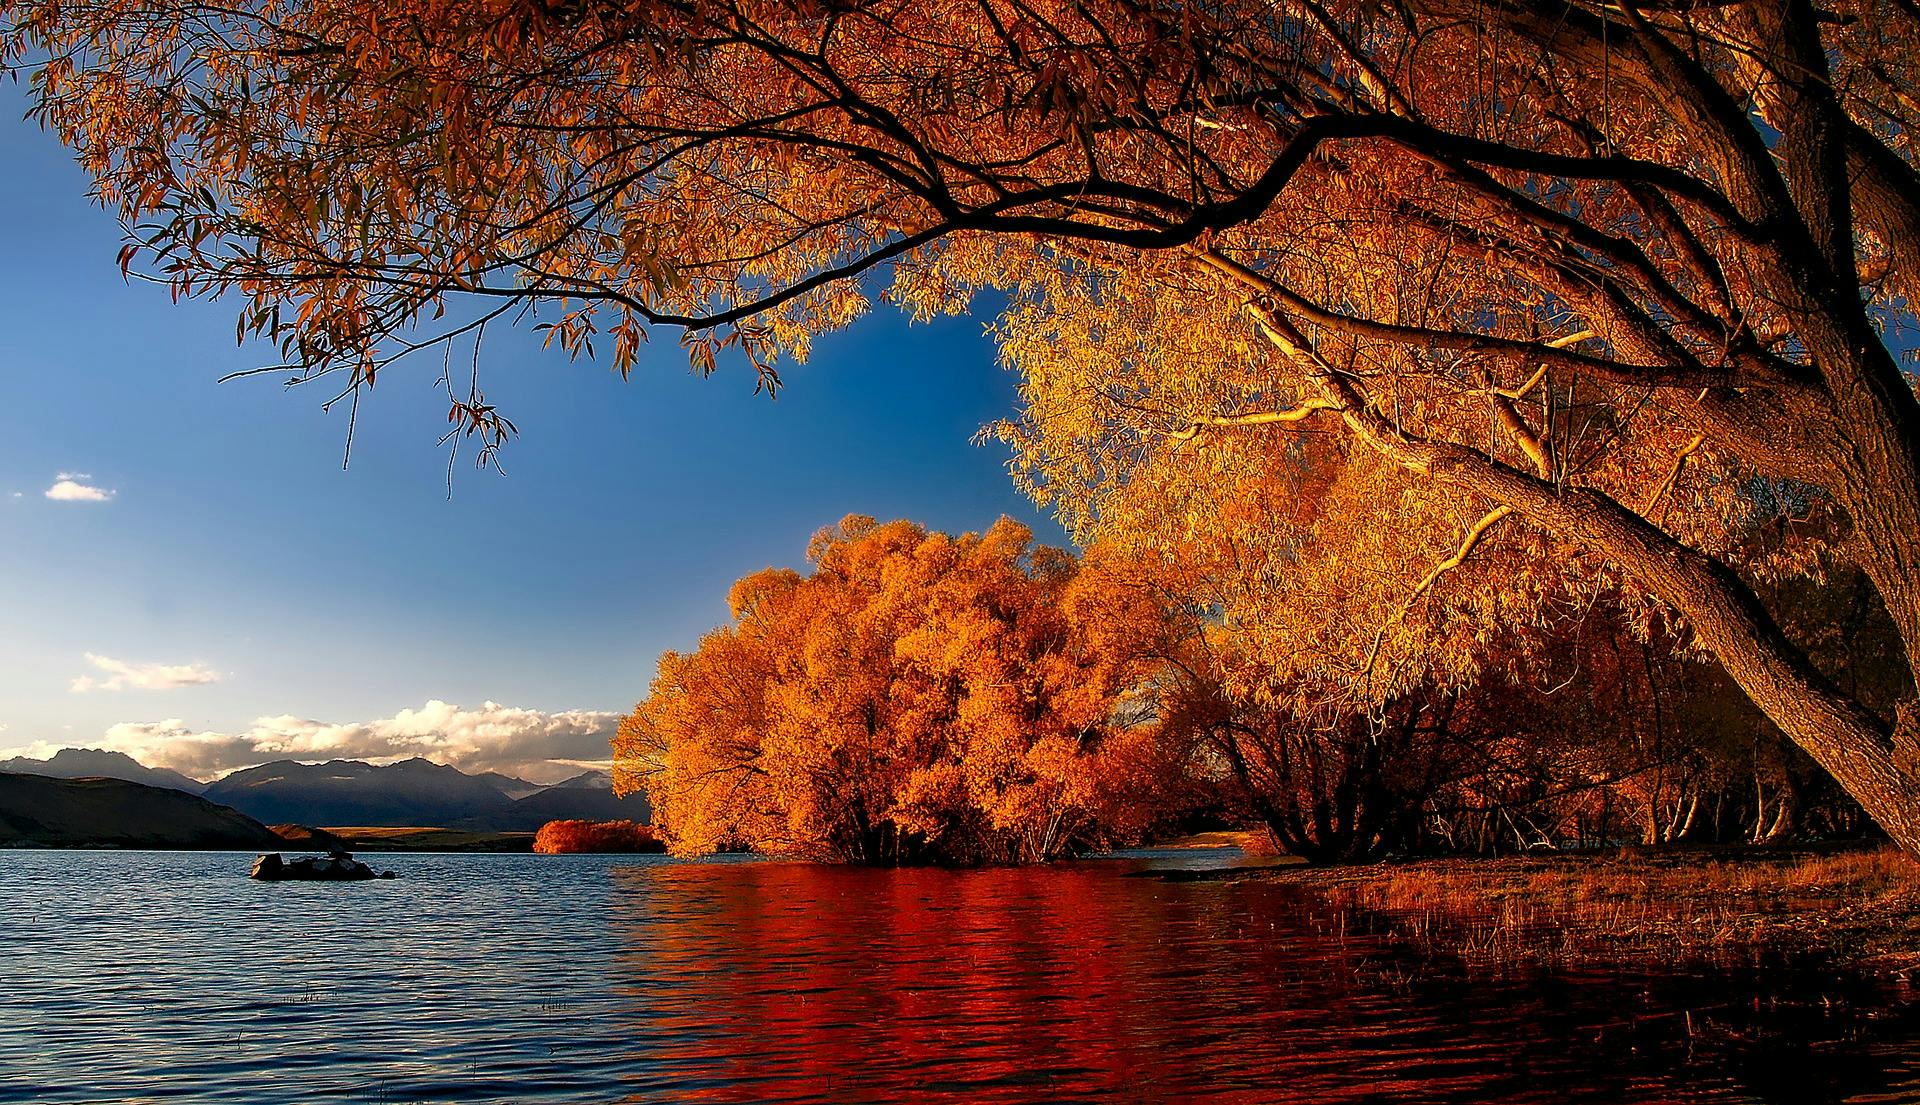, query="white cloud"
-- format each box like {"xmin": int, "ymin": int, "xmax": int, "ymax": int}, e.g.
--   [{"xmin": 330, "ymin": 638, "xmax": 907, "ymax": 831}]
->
[
  {"xmin": 0, "ymin": 738, "xmax": 64, "ymax": 762},
  {"xmin": 90, "ymin": 700, "xmax": 620, "ymax": 783},
  {"xmin": 45, "ymin": 473, "xmax": 115, "ymax": 502},
  {"xmin": 70, "ymin": 653, "xmax": 223, "ymax": 693}
]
